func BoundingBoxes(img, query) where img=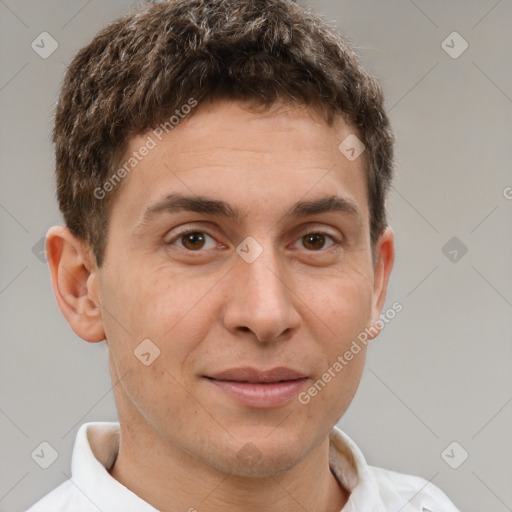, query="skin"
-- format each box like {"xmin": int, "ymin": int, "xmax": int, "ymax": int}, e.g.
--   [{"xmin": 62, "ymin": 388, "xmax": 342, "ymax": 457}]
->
[{"xmin": 46, "ymin": 99, "xmax": 394, "ymax": 512}]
